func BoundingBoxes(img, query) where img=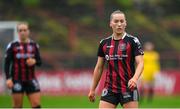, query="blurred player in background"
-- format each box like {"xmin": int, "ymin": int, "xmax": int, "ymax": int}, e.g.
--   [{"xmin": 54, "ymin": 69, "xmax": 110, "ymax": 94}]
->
[
  {"xmin": 140, "ymin": 42, "xmax": 160, "ymax": 102},
  {"xmin": 4, "ymin": 22, "xmax": 42, "ymax": 108},
  {"xmin": 88, "ymin": 10, "xmax": 144, "ymax": 108}
]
